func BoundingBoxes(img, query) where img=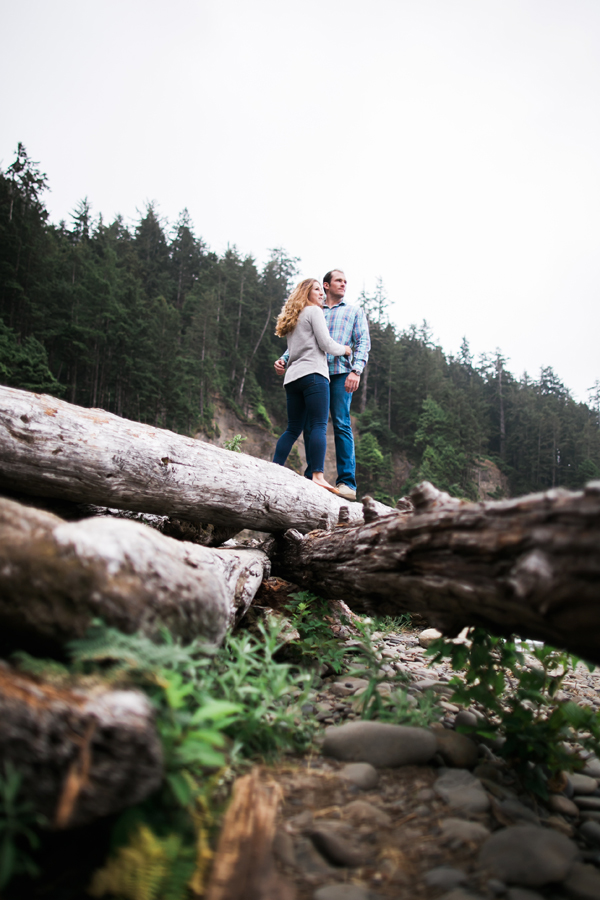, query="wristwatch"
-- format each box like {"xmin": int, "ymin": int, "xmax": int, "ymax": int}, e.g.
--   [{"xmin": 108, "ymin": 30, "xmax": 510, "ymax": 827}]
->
[{"xmin": 351, "ymin": 369, "xmax": 361, "ymax": 375}]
